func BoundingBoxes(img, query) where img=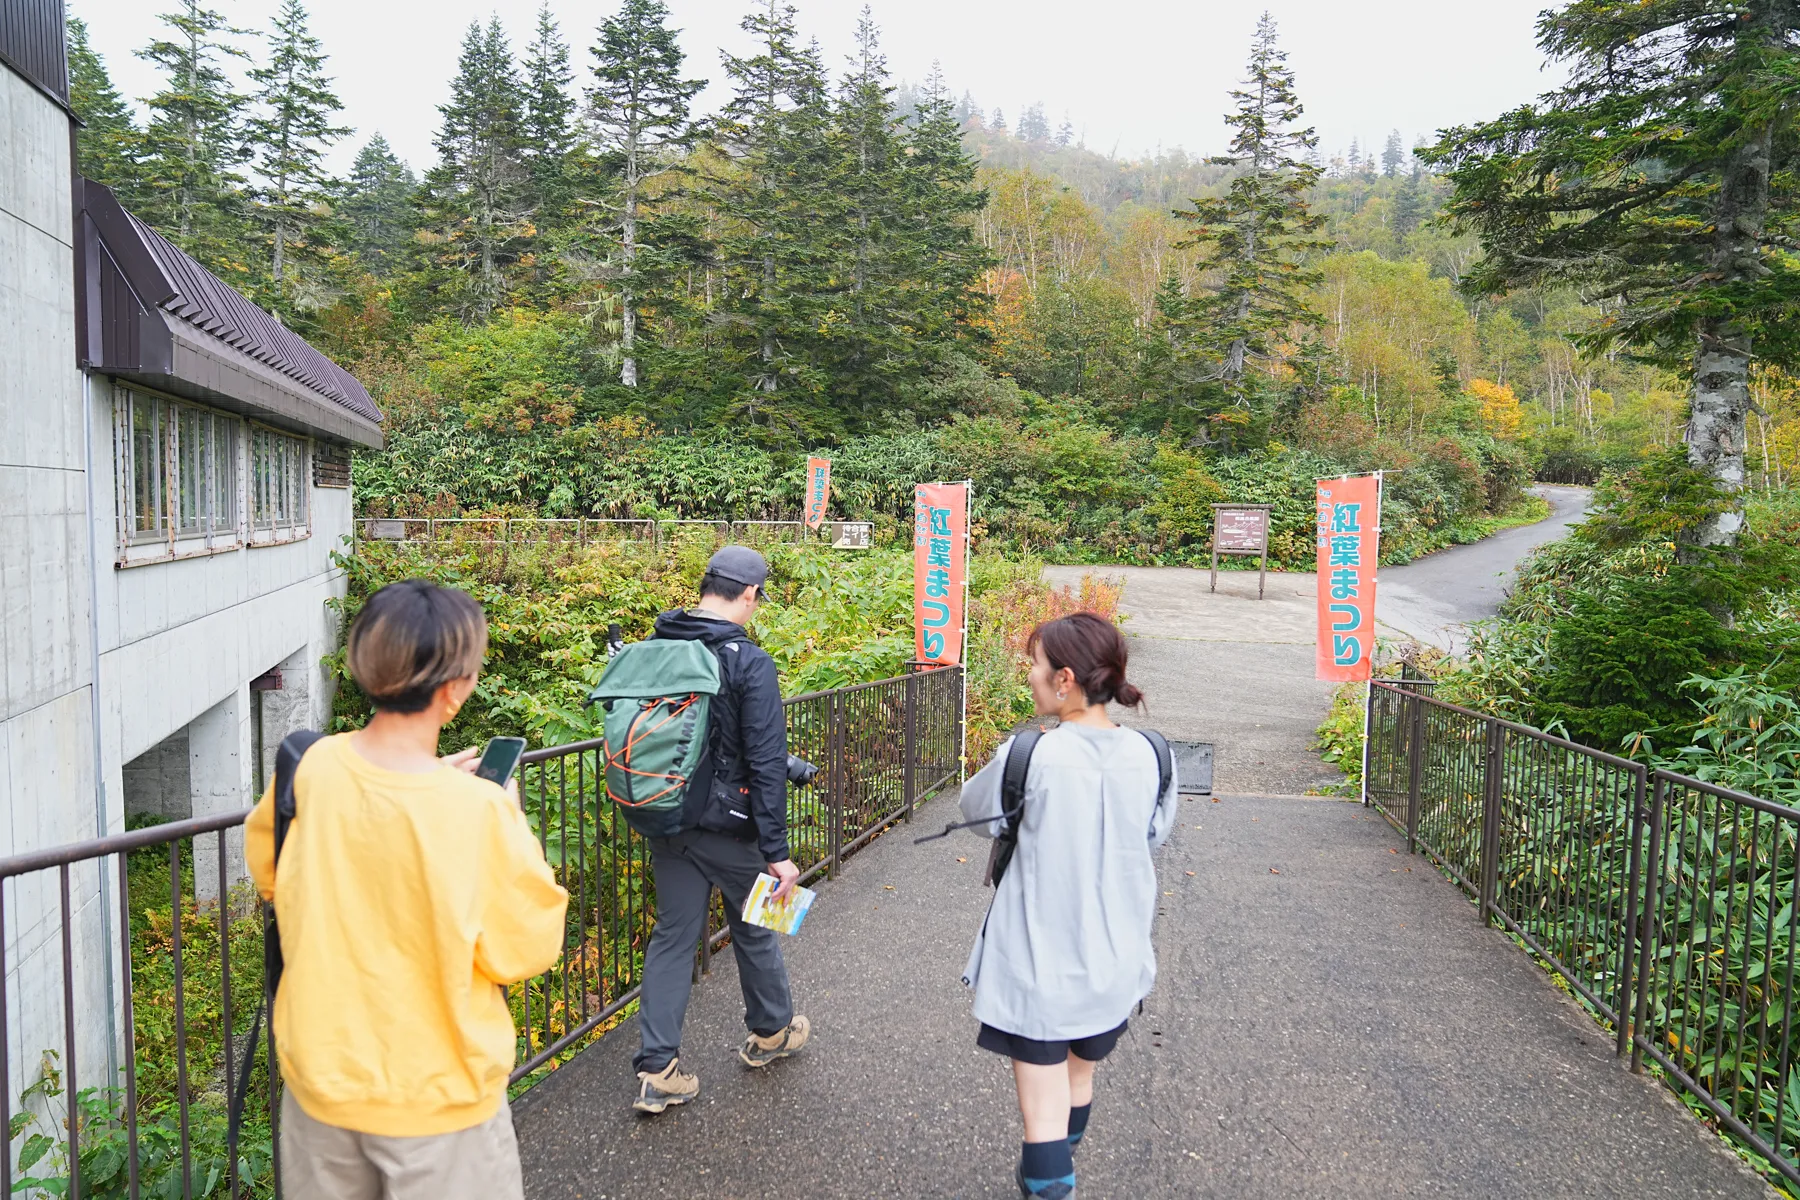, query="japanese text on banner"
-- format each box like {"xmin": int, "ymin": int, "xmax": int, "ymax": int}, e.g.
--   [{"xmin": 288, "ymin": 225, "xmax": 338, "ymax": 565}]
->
[
  {"xmin": 803, "ymin": 457, "xmax": 832, "ymax": 530},
  {"xmin": 913, "ymin": 482, "xmax": 969, "ymax": 667},
  {"xmin": 1314, "ymin": 474, "xmax": 1381, "ymax": 682}
]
